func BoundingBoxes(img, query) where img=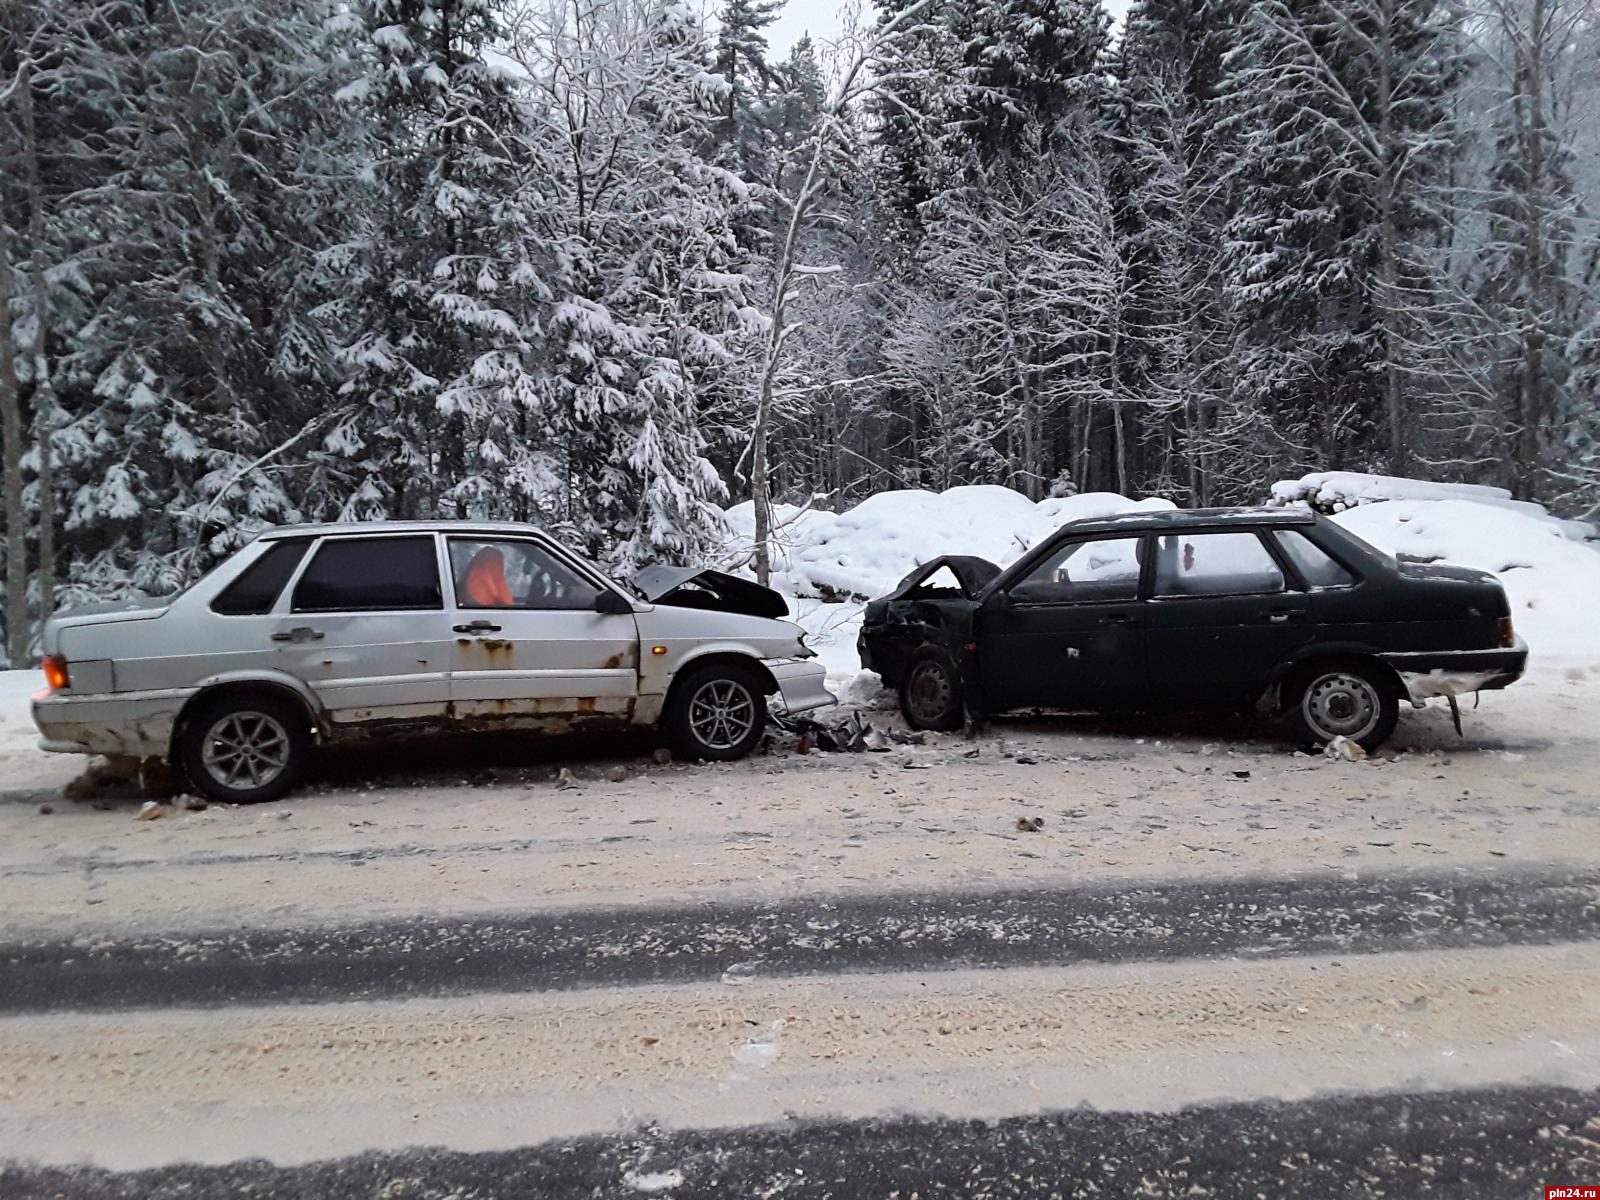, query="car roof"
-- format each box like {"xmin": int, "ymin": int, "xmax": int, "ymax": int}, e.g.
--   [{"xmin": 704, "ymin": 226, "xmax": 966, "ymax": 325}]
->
[
  {"xmin": 1056, "ymin": 506, "xmax": 1317, "ymax": 536},
  {"xmin": 257, "ymin": 520, "xmax": 550, "ymax": 540}
]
